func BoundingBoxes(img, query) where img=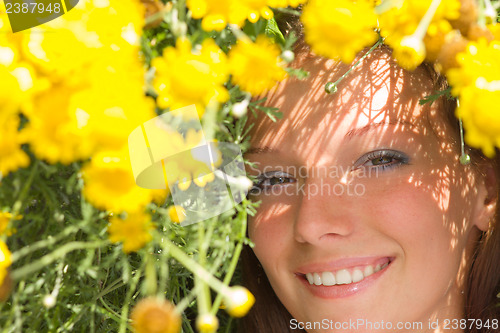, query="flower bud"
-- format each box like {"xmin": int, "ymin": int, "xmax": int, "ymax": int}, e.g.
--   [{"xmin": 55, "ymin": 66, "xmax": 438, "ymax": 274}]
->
[
  {"xmin": 131, "ymin": 297, "xmax": 181, "ymax": 333},
  {"xmin": 196, "ymin": 313, "xmax": 219, "ymax": 333},
  {"xmin": 231, "ymin": 99, "xmax": 249, "ymax": 118},
  {"xmin": 224, "ymin": 286, "xmax": 255, "ymax": 317},
  {"xmin": 394, "ymin": 35, "xmax": 426, "ymax": 71},
  {"xmin": 43, "ymin": 294, "xmax": 56, "ymax": 309},
  {"xmin": 281, "ymin": 50, "xmax": 295, "ymax": 63}
]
